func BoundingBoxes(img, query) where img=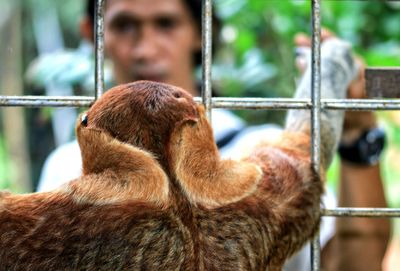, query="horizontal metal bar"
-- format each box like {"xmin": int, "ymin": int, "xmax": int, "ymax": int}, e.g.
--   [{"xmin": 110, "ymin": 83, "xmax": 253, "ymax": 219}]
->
[
  {"xmin": 1, "ymin": 96, "xmax": 400, "ymax": 110},
  {"xmin": 203, "ymin": 97, "xmax": 311, "ymax": 110},
  {"xmin": 206, "ymin": 98, "xmax": 400, "ymax": 111},
  {"xmin": 322, "ymin": 208, "xmax": 400, "ymax": 218},
  {"xmin": 324, "ymin": 99, "xmax": 400, "ymax": 110},
  {"xmin": 366, "ymin": 67, "xmax": 400, "ymax": 98},
  {"xmin": 0, "ymin": 96, "xmax": 94, "ymax": 107}
]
